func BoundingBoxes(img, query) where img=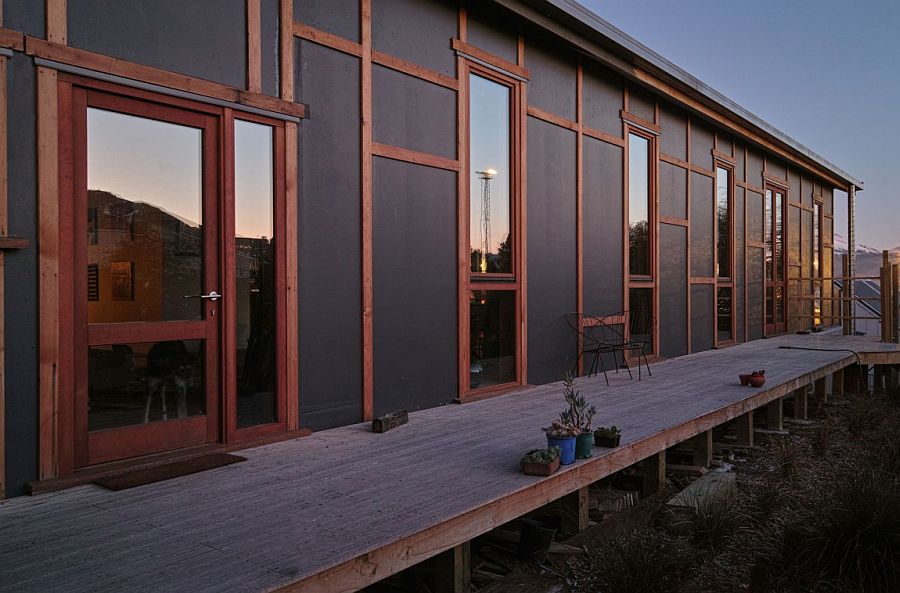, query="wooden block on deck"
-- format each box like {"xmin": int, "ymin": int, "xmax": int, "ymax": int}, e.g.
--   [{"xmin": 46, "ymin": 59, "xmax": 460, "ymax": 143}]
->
[
  {"xmin": 642, "ymin": 451, "xmax": 666, "ymax": 498},
  {"xmin": 766, "ymin": 398, "xmax": 783, "ymax": 431},
  {"xmin": 372, "ymin": 410, "xmax": 408, "ymax": 433}
]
